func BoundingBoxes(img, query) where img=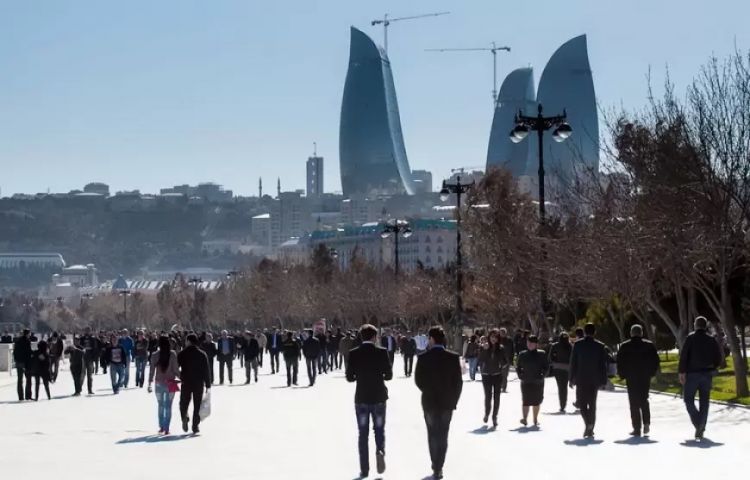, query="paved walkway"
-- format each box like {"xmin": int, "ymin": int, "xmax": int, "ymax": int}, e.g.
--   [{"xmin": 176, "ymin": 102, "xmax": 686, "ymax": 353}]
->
[{"xmin": 0, "ymin": 357, "xmax": 748, "ymax": 479}]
